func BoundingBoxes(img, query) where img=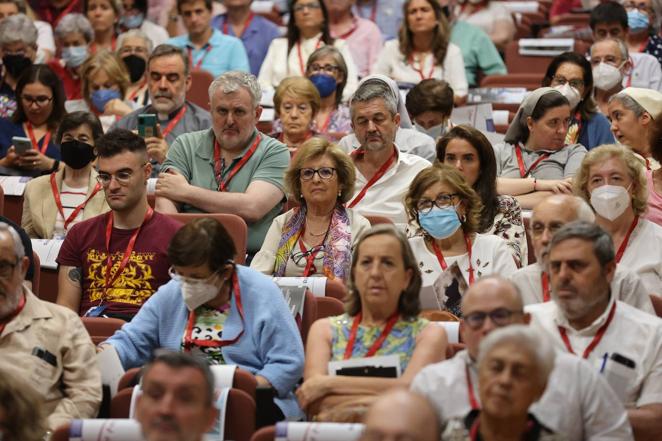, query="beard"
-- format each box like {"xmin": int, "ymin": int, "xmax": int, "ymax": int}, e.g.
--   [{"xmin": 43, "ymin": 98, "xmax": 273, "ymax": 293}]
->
[{"xmin": 0, "ymin": 288, "xmax": 21, "ymax": 321}]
